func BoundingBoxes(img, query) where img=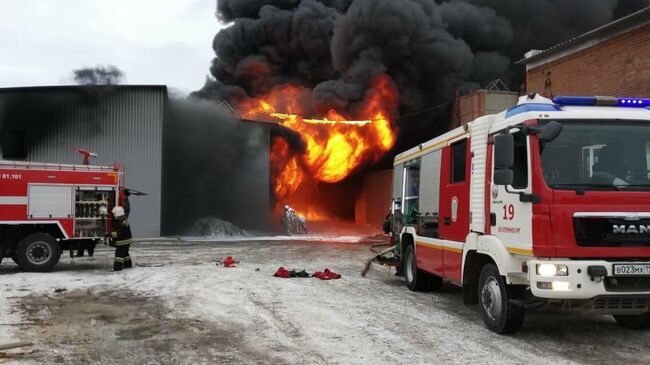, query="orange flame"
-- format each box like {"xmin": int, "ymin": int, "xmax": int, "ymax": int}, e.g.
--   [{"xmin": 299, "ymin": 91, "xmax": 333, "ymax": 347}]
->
[{"xmin": 241, "ymin": 75, "xmax": 398, "ymax": 219}]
